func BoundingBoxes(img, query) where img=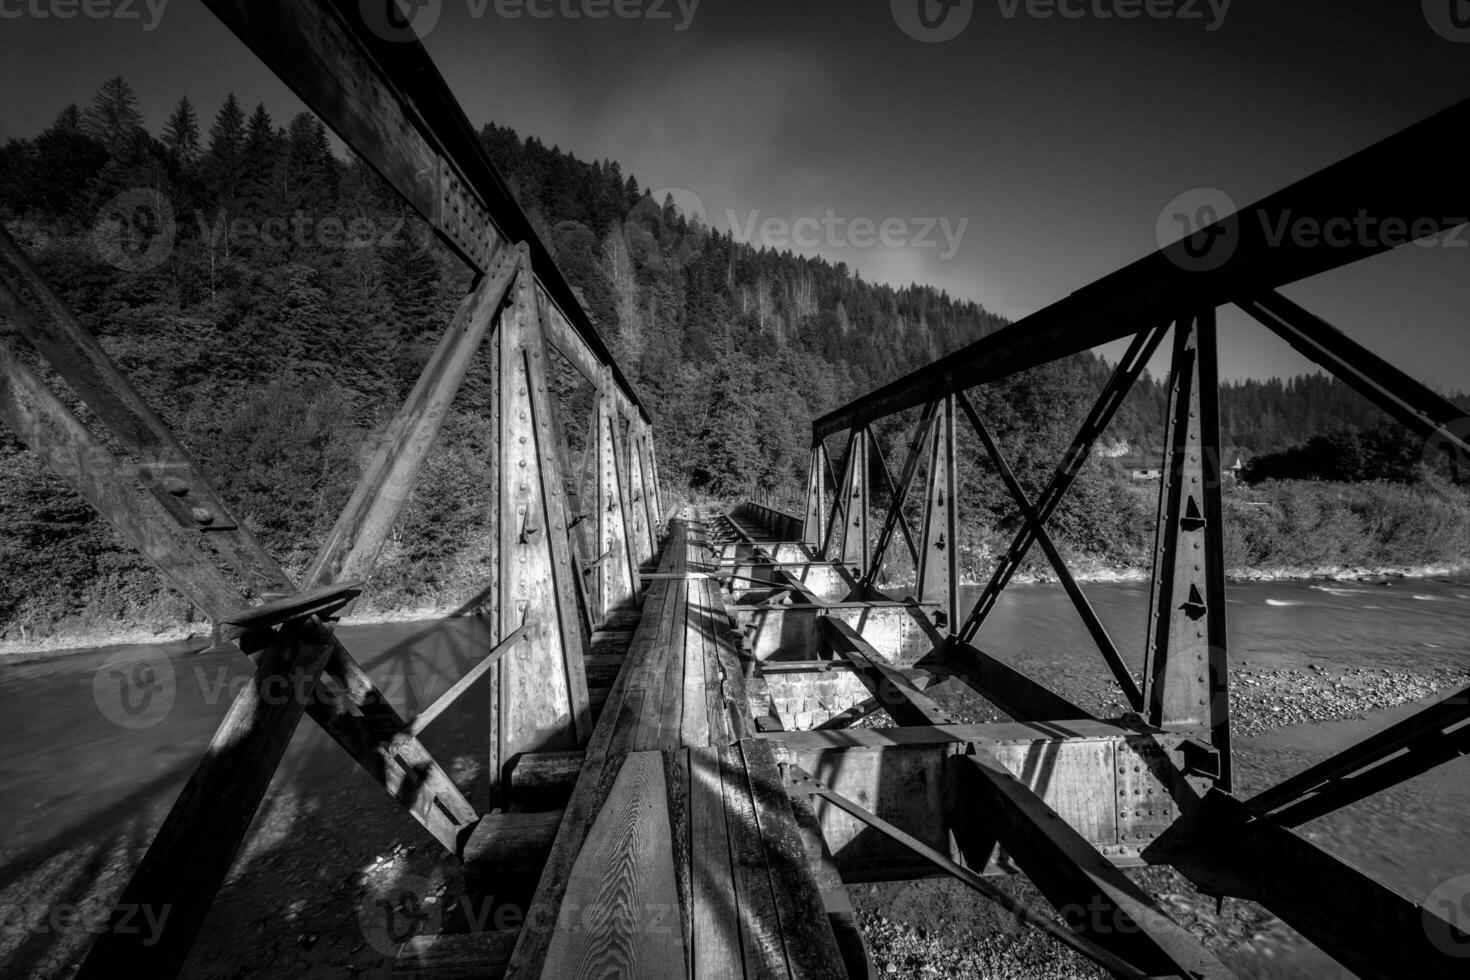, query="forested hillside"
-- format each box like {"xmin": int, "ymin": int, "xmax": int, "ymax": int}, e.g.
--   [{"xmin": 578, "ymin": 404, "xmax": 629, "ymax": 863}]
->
[{"xmin": 3, "ymin": 78, "xmax": 1468, "ymax": 645}]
